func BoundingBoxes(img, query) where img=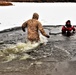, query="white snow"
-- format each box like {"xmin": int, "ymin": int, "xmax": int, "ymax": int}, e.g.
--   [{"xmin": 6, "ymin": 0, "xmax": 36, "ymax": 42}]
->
[{"xmin": 0, "ymin": 2, "xmax": 76, "ymax": 31}]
